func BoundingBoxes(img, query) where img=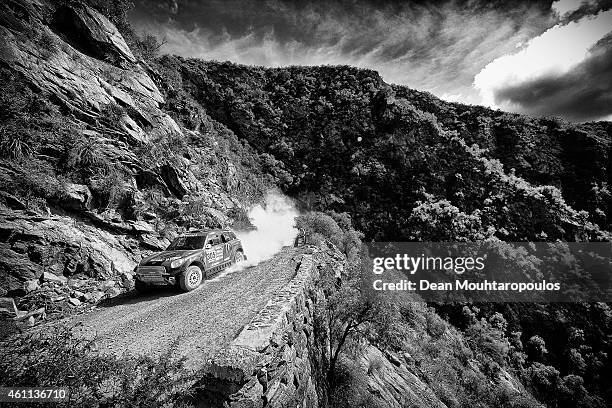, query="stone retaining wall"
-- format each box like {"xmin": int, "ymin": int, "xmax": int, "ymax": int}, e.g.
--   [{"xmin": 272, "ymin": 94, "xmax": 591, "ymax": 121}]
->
[{"xmin": 195, "ymin": 253, "xmax": 328, "ymax": 408}]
